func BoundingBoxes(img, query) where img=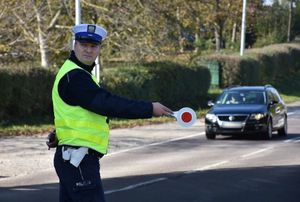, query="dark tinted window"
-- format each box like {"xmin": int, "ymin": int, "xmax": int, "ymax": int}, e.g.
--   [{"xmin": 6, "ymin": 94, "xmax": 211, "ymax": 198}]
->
[
  {"xmin": 216, "ymin": 90, "xmax": 265, "ymax": 105},
  {"xmin": 267, "ymin": 88, "xmax": 281, "ymax": 103},
  {"xmin": 267, "ymin": 90, "xmax": 275, "ymax": 103},
  {"xmin": 271, "ymin": 88, "xmax": 281, "ymax": 102}
]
